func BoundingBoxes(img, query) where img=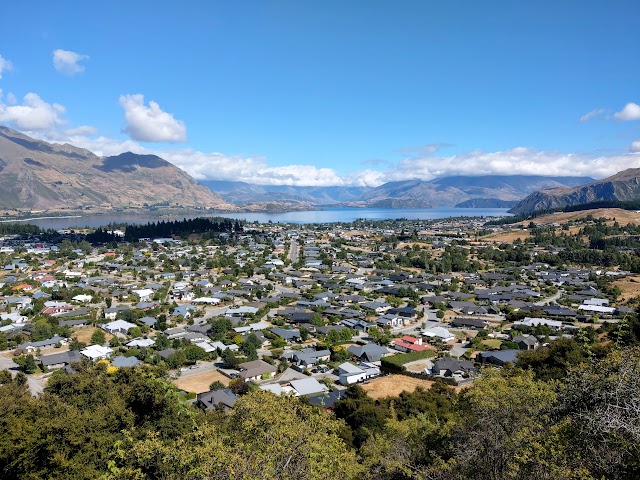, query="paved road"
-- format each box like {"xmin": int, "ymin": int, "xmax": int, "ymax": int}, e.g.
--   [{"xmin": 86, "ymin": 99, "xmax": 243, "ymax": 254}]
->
[
  {"xmin": 534, "ymin": 289, "xmax": 564, "ymax": 306},
  {"xmin": 288, "ymin": 239, "xmax": 299, "ymax": 264}
]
